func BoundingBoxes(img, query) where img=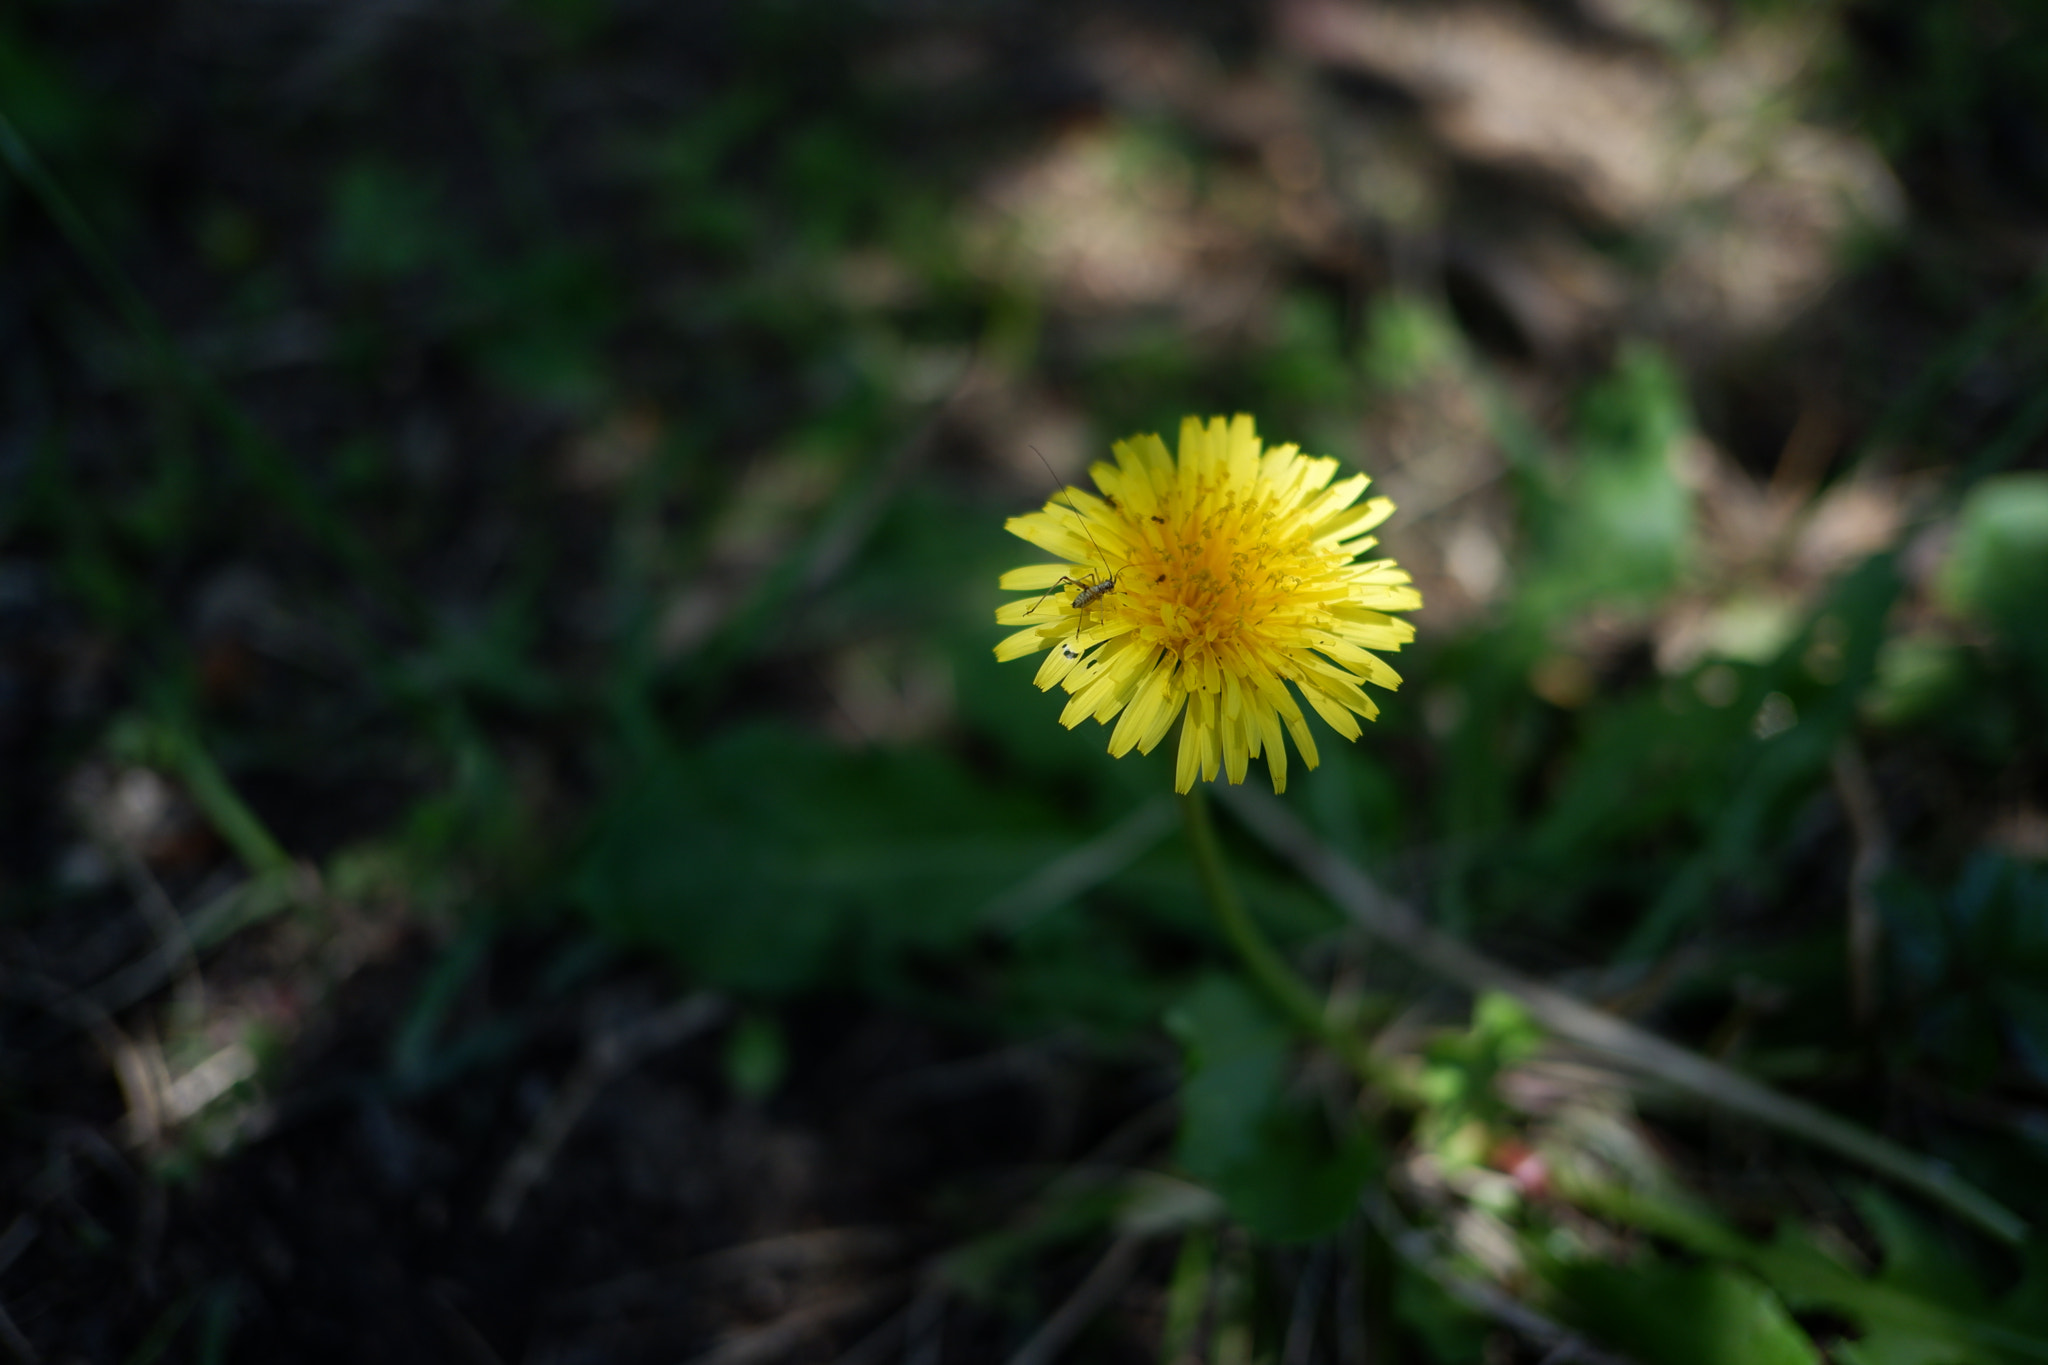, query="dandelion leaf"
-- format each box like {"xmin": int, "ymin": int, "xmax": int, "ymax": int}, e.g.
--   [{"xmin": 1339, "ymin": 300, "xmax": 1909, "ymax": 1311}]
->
[{"xmin": 1166, "ymin": 976, "xmax": 1376, "ymax": 1242}]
